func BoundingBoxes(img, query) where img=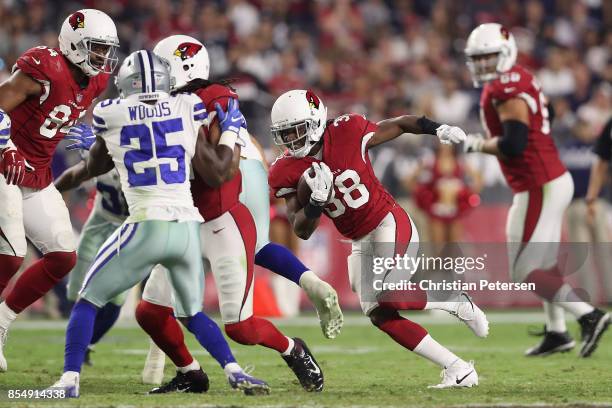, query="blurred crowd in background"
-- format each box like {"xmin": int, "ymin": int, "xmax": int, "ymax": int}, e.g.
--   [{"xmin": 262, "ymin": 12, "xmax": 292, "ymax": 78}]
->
[{"xmin": 0, "ymin": 0, "xmax": 610, "ymax": 314}]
